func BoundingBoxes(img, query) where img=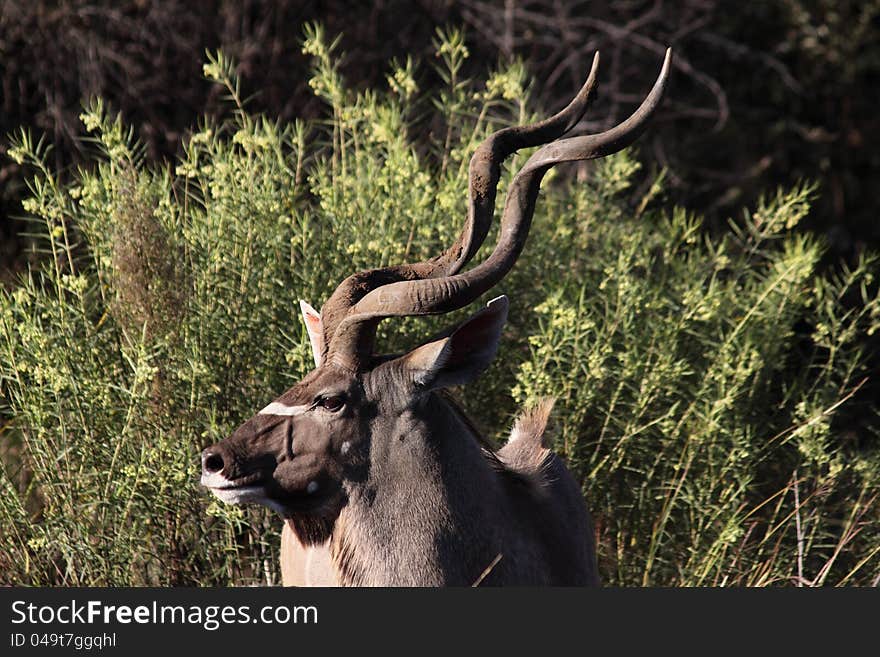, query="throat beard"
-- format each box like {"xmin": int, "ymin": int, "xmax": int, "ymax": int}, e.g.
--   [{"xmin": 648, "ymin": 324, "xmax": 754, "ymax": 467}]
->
[
  {"xmin": 328, "ymin": 512, "xmax": 370, "ymax": 586},
  {"xmin": 285, "ymin": 513, "xmax": 335, "ymax": 546}
]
